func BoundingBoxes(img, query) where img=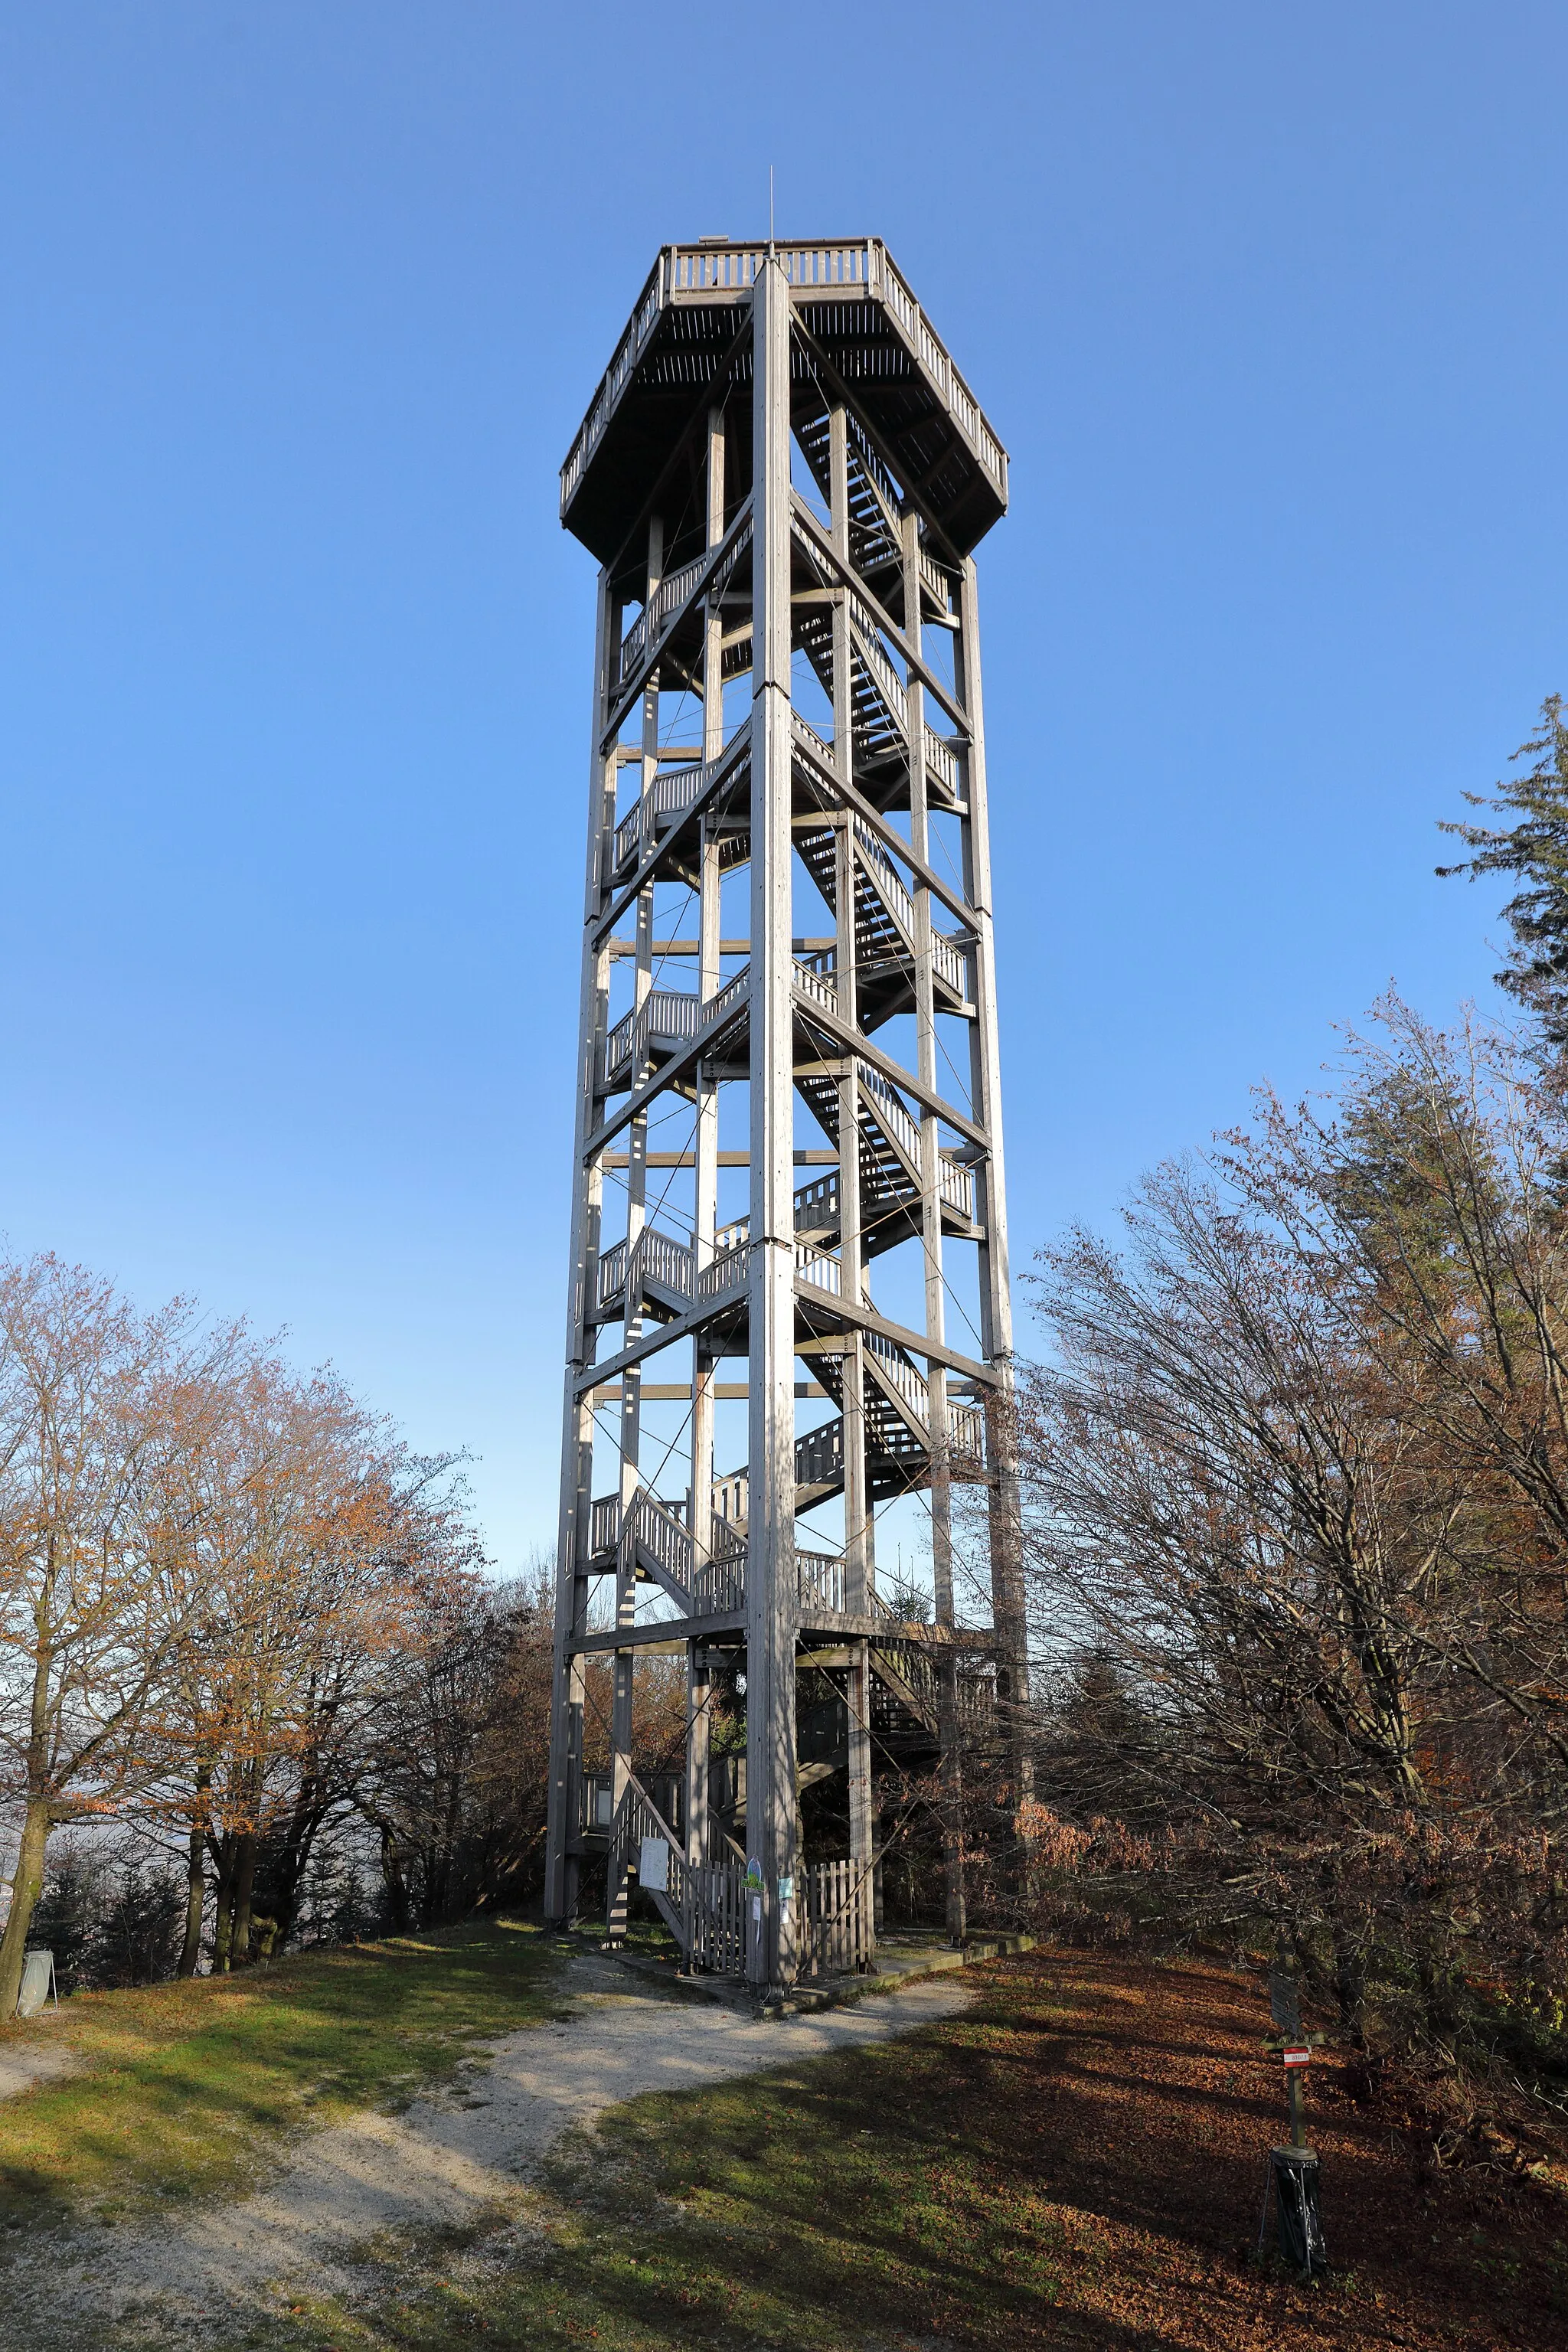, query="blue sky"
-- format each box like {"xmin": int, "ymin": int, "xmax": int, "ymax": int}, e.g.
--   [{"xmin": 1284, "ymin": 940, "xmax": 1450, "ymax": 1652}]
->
[{"xmin": 2, "ymin": 3, "xmax": 1563, "ymax": 1566}]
